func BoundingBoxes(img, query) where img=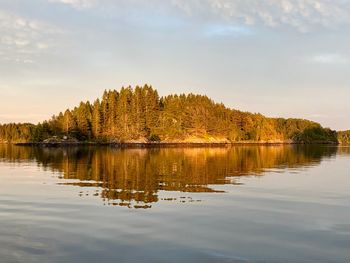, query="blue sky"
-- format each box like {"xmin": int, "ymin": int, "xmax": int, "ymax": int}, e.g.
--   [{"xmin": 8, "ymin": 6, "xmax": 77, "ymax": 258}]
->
[{"xmin": 0, "ymin": 0, "xmax": 349, "ymax": 130}]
